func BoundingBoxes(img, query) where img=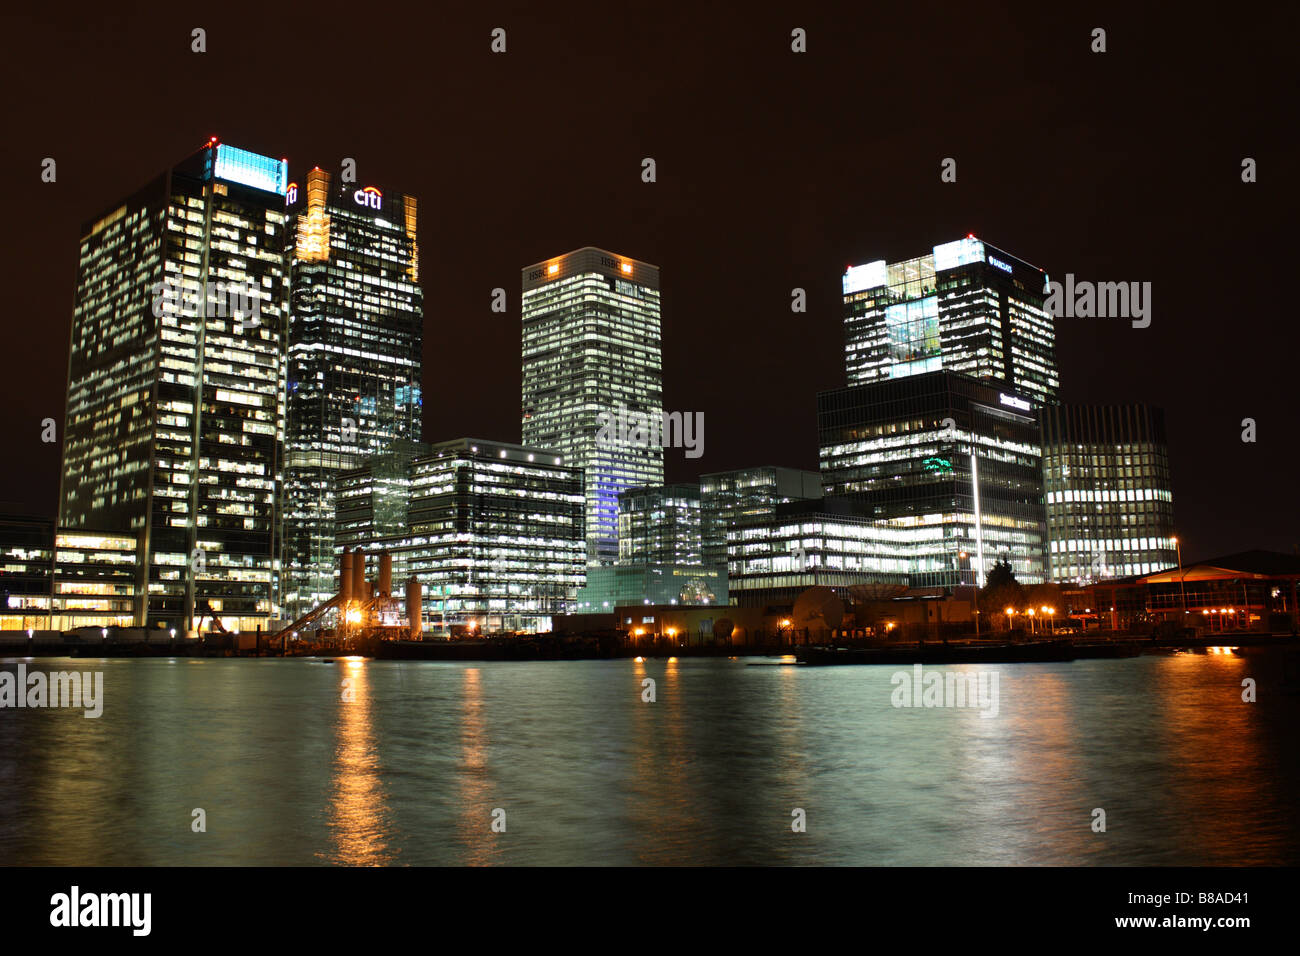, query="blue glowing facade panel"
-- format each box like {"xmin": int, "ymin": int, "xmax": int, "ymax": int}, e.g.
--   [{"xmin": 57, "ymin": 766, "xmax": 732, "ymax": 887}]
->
[{"xmin": 212, "ymin": 144, "xmax": 288, "ymax": 195}]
